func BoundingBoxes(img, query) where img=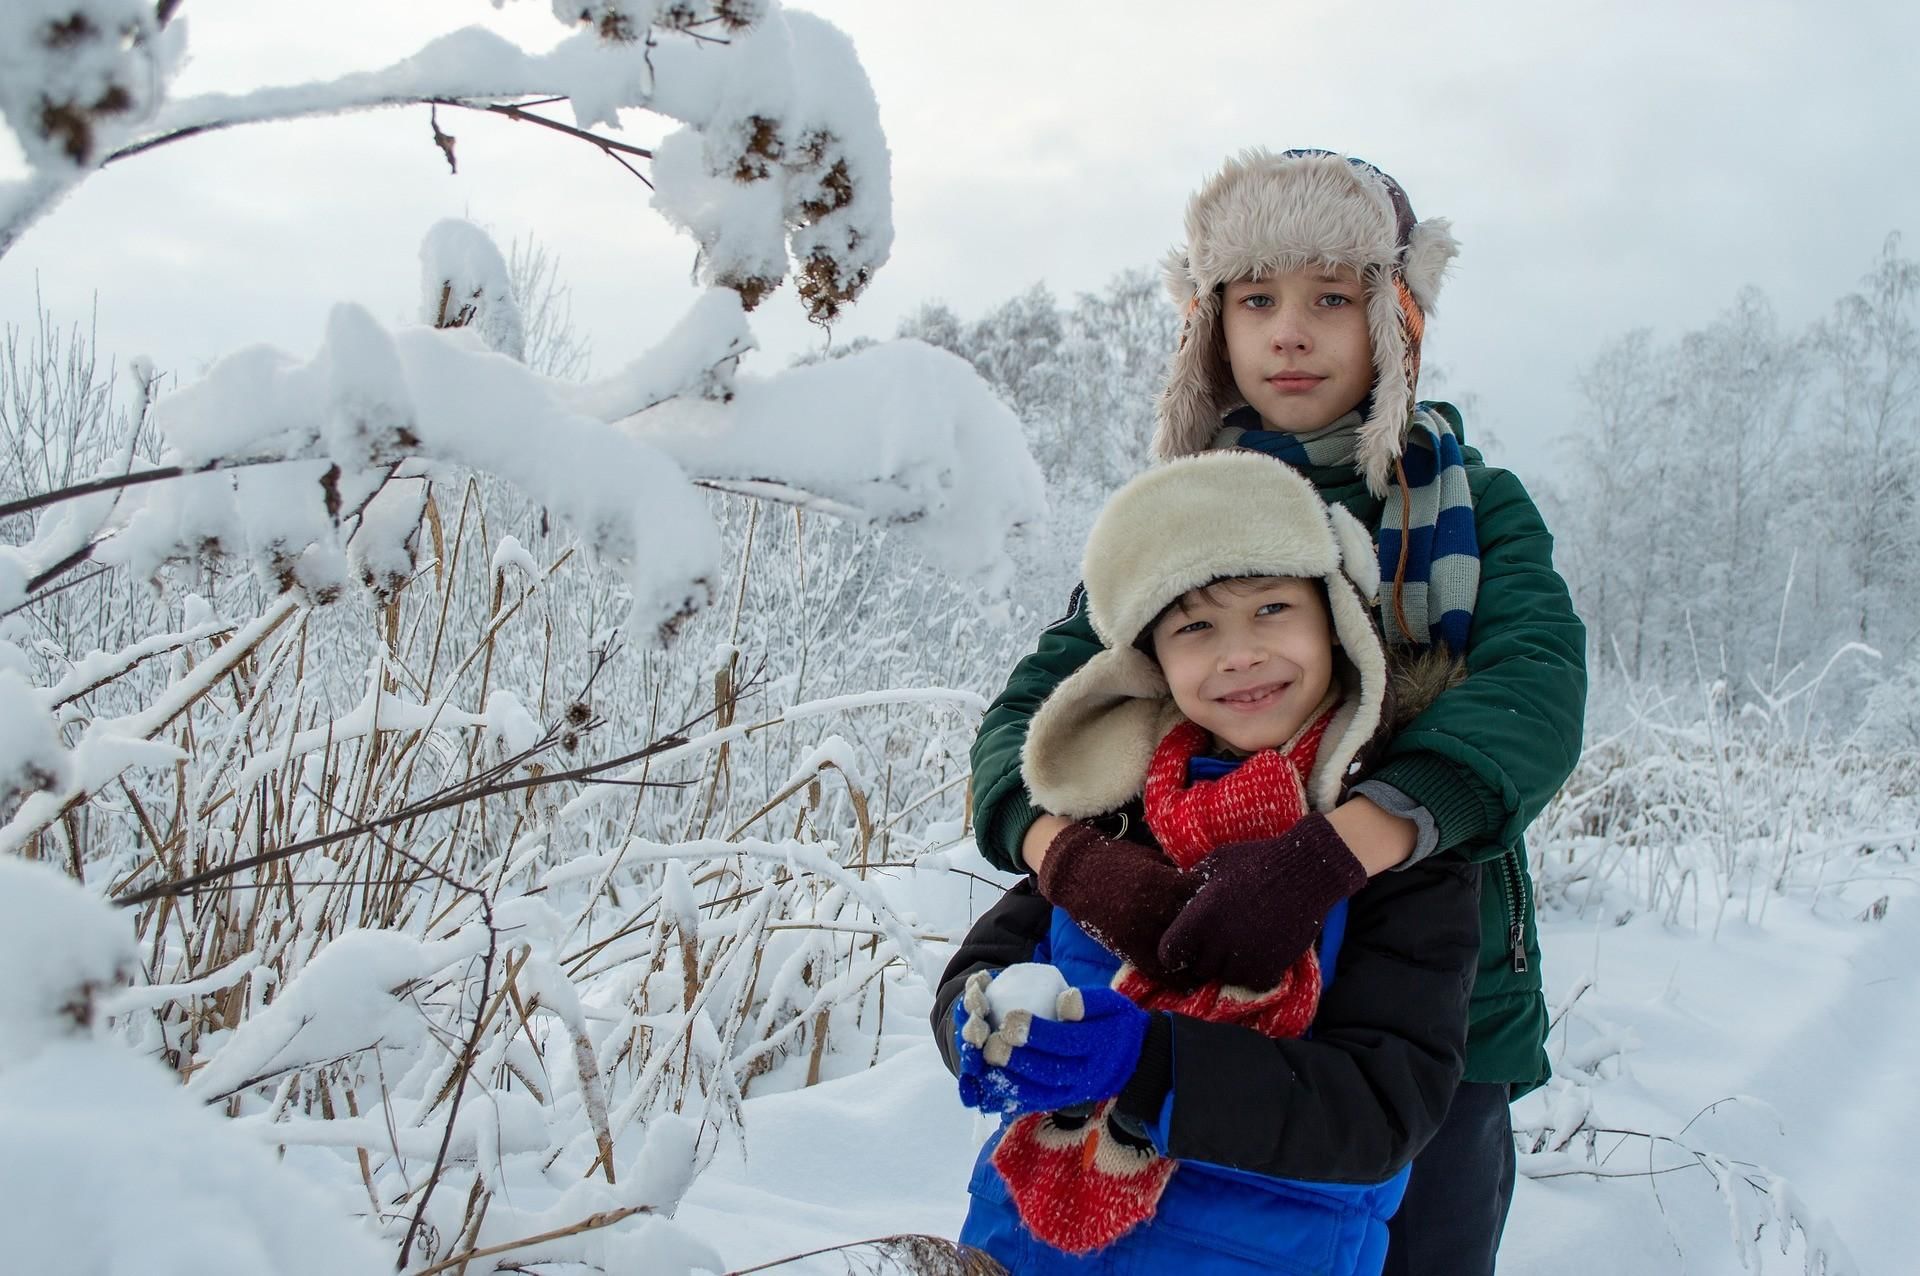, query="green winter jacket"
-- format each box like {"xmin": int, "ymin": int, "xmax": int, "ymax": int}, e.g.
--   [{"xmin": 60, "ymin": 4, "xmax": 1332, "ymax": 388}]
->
[{"xmin": 968, "ymin": 408, "xmax": 1587, "ymax": 1093}]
